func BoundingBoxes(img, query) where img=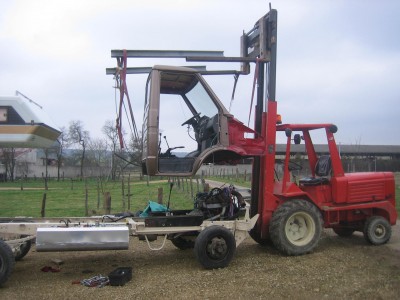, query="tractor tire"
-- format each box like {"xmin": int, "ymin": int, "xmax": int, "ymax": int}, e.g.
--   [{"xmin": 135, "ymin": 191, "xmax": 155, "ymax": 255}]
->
[
  {"xmin": 0, "ymin": 239, "xmax": 15, "ymax": 286},
  {"xmin": 363, "ymin": 216, "xmax": 392, "ymax": 245},
  {"xmin": 194, "ymin": 226, "xmax": 236, "ymax": 269},
  {"xmin": 249, "ymin": 229, "xmax": 271, "ymax": 246},
  {"xmin": 14, "ymin": 236, "xmax": 32, "ymax": 261},
  {"xmin": 332, "ymin": 227, "xmax": 355, "ymax": 237},
  {"xmin": 171, "ymin": 236, "xmax": 195, "ymax": 250},
  {"xmin": 269, "ymin": 200, "xmax": 323, "ymax": 256}
]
